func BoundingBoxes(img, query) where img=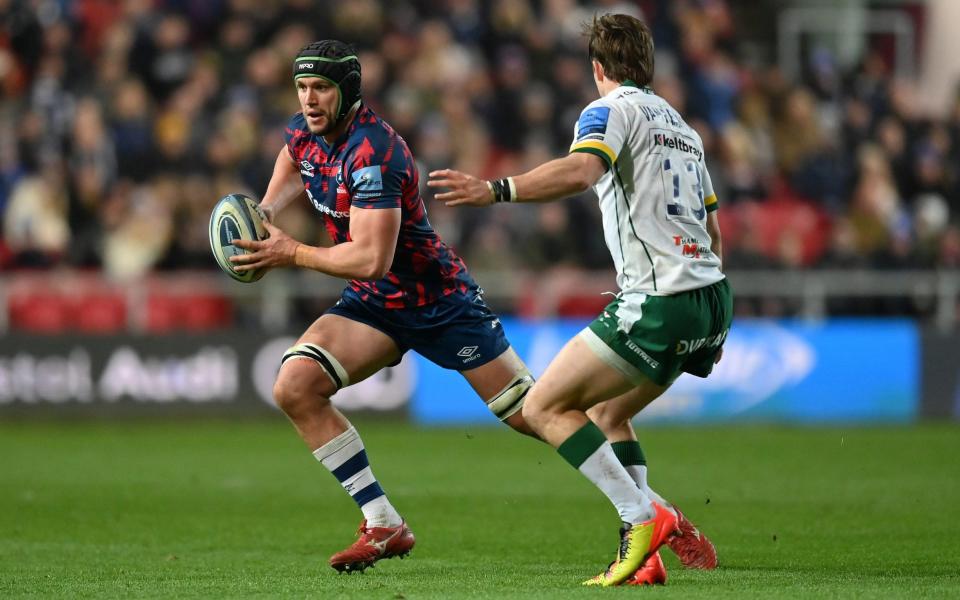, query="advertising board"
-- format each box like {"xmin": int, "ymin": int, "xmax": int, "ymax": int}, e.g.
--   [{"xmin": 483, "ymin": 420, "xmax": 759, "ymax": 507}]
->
[{"xmin": 411, "ymin": 319, "xmax": 920, "ymax": 425}]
